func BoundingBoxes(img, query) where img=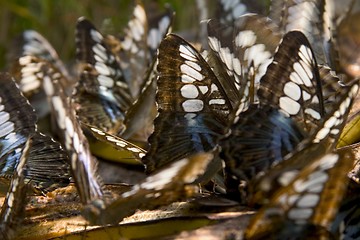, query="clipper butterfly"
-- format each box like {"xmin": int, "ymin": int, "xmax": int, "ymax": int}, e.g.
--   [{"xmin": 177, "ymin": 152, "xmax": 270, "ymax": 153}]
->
[
  {"xmin": 9, "ymin": 30, "xmax": 72, "ymax": 118},
  {"xmin": 143, "ymin": 33, "xmax": 236, "ymax": 173},
  {"xmin": 207, "ymin": 14, "xmax": 282, "ymax": 113},
  {"xmin": 244, "ymin": 142, "xmax": 354, "ymax": 239},
  {"xmin": 269, "ymin": 0, "xmax": 327, "ymax": 64},
  {"xmin": 0, "ymin": 138, "xmax": 32, "ymax": 239},
  {"xmin": 83, "ymin": 150, "xmax": 215, "ymax": 225},
  {"xmin": 75, "ymin": 17, "xmax": 132, "ymax": 136},
  {"xmin": 39, "ymin": 56, "xmax": 210, "ymax": 226},
  {"xmin": 219, "ymin": 31, "xmax": 357, "ymax": 200},
  {"xmin": 0, "ymin": 73, "xmax": 70, "ymax": 194}
]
